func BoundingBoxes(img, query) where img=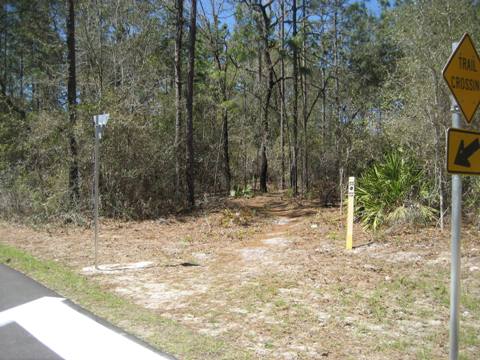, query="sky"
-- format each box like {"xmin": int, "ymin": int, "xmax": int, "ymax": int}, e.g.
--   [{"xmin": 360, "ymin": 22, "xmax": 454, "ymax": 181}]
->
[
  {"xmin": 199, "ymin": 0, "xmax": 384, "ymax": 29},
  {"xmin": 196, "ymin": 0, "xmax": 385, "ymax": 37},
  {"xmin": 365, "ymin": 0, "xmax": 382, "ymax": 17}
]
